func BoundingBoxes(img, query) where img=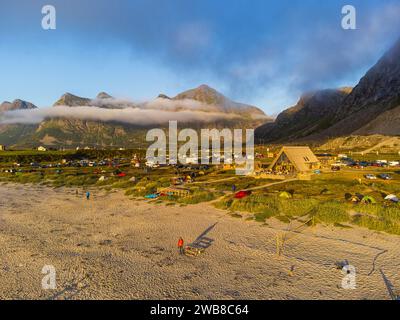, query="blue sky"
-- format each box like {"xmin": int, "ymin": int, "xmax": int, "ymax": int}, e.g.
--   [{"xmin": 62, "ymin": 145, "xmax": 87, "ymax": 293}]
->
[{"xmin": 0, "ymin": 0, "xmax": 399, "ymax": 114}]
